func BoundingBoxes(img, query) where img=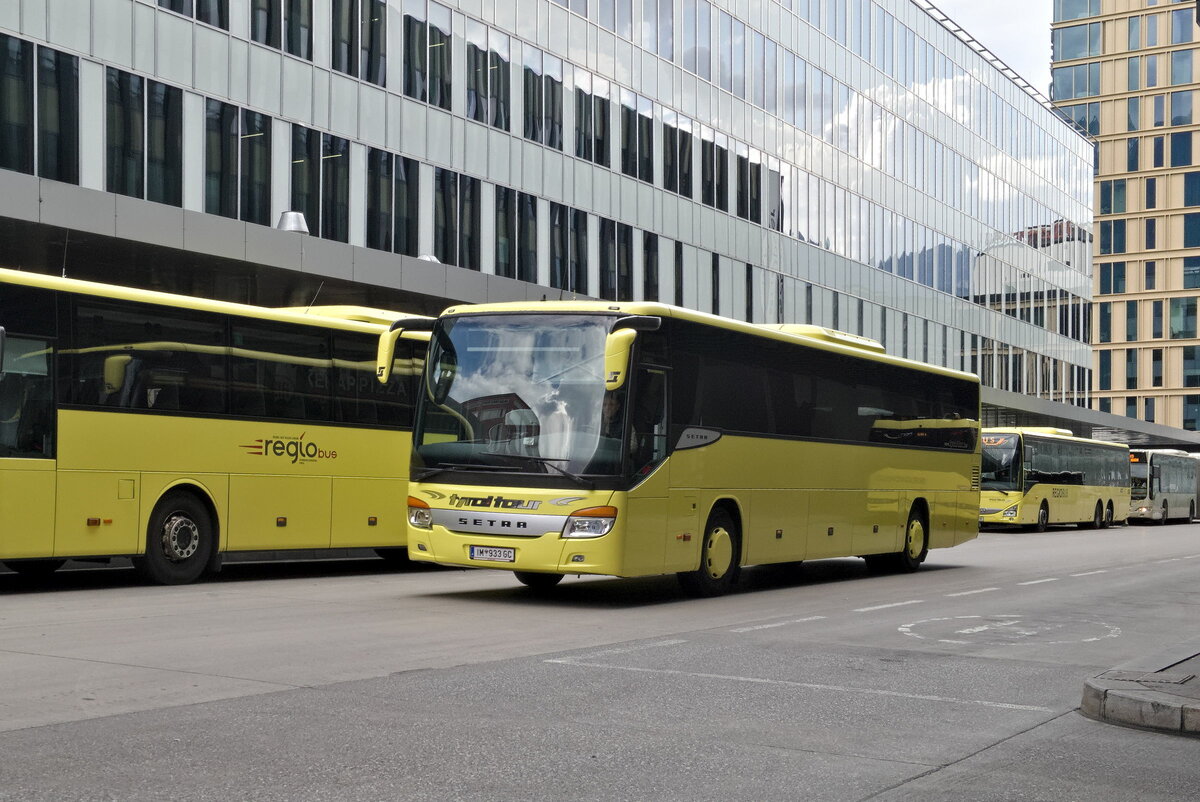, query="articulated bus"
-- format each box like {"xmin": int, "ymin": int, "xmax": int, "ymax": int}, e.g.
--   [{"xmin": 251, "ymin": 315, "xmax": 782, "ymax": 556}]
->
[
  {"xmin": 1128, "ymin": 449, "xmax": 1198, "ymax": 524},
  {"xmin": 979, "ymin": 428, "xmax": 1130, "ymax": 531},
  {"xmin": 376, "ymin": 301, "xmax": 981, "ymax": 596},
  {"xmin": 0, "ymin": 267, "xmax": 428, "ymax": 584}
]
